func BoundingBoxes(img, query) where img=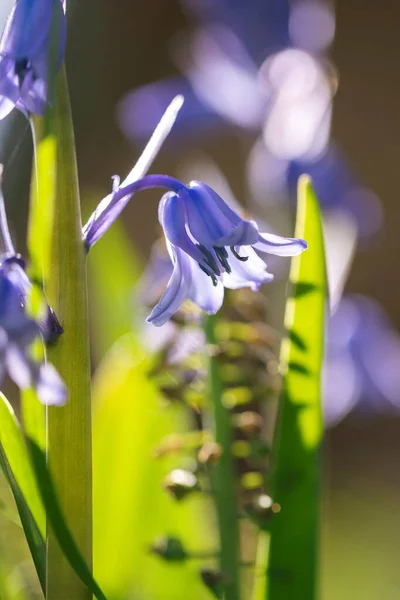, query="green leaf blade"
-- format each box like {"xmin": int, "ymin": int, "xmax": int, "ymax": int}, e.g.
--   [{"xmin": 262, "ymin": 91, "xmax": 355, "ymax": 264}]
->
[
  {"xmin": 0, "ymin": 394, "xmax": 46, "ymax": 592},
  {"xmin": 0, "ymin": 394, "xmax": 45, "ymax": 538},
  {"xmin": 266, "ymin": 175, "xmax": 327, "ymax": 600}
]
